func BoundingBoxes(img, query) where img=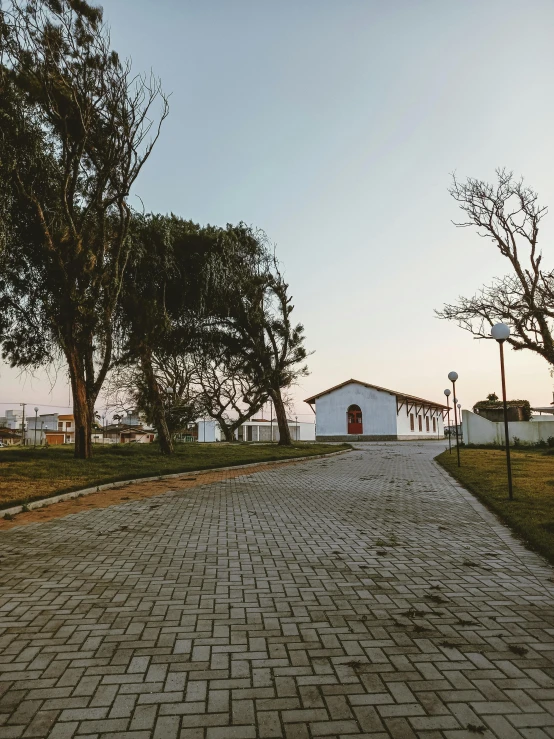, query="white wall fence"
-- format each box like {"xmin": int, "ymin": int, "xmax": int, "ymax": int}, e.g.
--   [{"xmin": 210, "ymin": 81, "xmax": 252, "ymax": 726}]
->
[{"xmin": 462, "ymin": 409, "xmax": 554, "ymax": 446}]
